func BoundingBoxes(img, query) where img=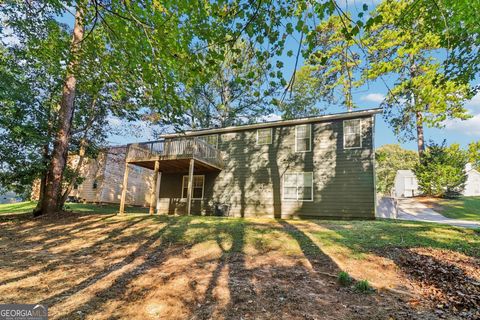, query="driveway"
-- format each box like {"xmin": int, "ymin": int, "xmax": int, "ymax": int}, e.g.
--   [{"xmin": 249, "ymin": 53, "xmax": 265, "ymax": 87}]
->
[{"xmin": 377, "ymin": 197, "xmax": 480, "ymax": 229}]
